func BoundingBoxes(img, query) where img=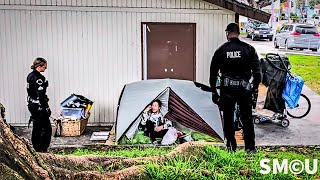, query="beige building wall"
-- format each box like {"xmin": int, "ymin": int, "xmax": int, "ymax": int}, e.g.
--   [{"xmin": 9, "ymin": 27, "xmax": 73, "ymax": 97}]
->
[{"xmin": 0, "ymin": 0, "xmax": 234, "ymax": 125}]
